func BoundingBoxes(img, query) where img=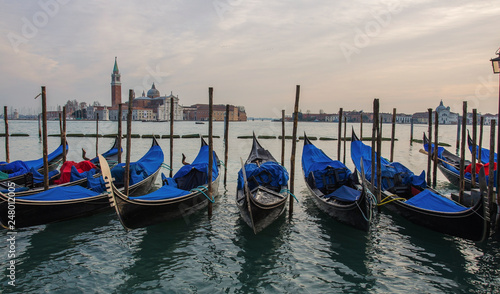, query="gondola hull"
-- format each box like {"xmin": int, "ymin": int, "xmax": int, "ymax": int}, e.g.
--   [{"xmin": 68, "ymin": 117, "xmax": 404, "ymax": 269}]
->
[
  {"xmin": 437, "ymin": 164, "xmax": 472, "ymax": 190},
  {"xmin": 379, "ymin": 189, "xmax": 488, "ymax": 241},
  {"xmin": 0, "ymin": 194, "xmax": 110, "ymax": 229},
  {"xmin": 304, "ymin": 183, "xmax": 370, "ymax": 231},
  {"xmin": 0, "ymin": 166, "xmax": 160, "ymax": 229},
  {"xmin": 236, "ymin": 187, "xmax": 287, "ymax": 234},
  {"xmin": 111, "ymin": 176, "xmax": 220, "ymax": 230}
]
